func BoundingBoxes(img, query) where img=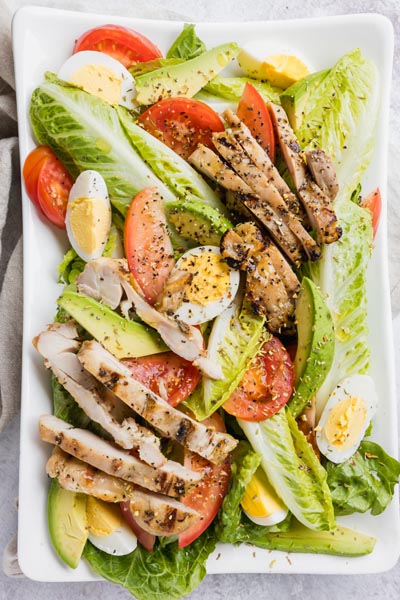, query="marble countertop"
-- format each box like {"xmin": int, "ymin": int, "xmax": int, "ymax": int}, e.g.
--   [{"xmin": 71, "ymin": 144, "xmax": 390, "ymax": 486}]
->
[{"xmin": 1, "ymin": 0, "xmax": 399, "ymax": 599}]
